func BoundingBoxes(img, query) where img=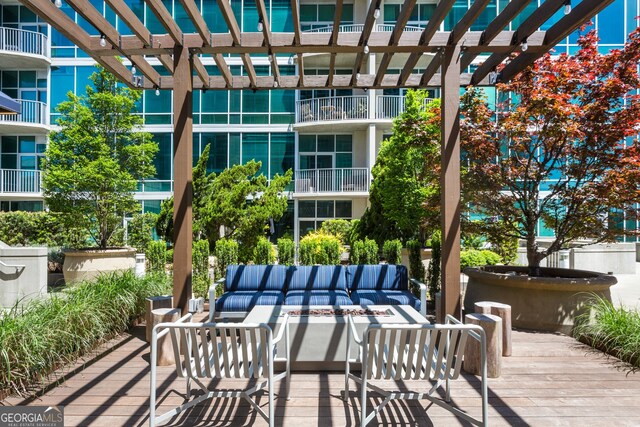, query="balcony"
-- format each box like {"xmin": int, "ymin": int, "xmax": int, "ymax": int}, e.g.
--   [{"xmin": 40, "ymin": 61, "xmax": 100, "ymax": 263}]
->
[
  {"xmin": 295, "ymin": 96, "xmax": 368, "ymax": 129},
  {"xmin": 0, "ymin": 169, "xmax": 41, "ymax": 196},
  {"xmin": 303, "ymin": 24, "xmax": 425, "ymax": 33},
  {"xmin": 0, "ymin": 99, "xmax": 49, "ymax": 133},
  {"xmin": 294, "ymin": 168, "xmax": 370, "ymax": 195},
  {"xmin": 376, "ymin": 95, "xmax": 436, "ymax": 120},
  {"xmin": 0, "ymin": 27, "xmax": 49, "ymax": 68}
]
